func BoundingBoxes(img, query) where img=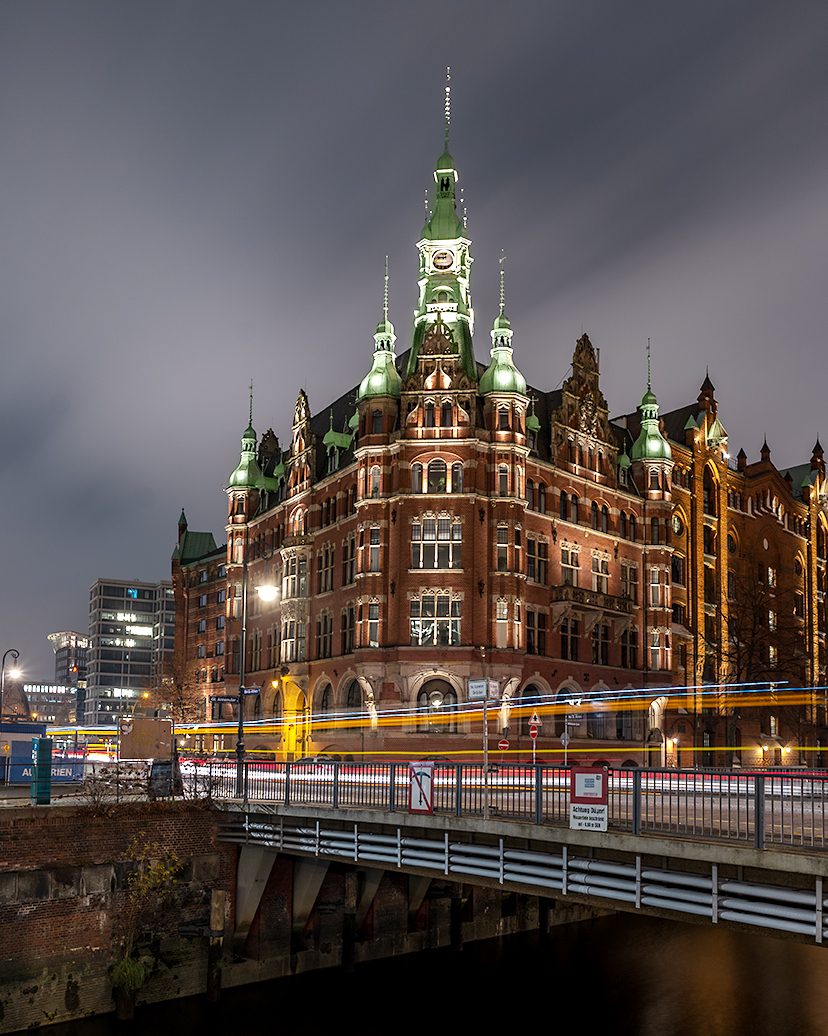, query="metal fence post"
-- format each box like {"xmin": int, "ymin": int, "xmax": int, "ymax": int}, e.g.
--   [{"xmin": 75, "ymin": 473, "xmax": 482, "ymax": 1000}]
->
[
  {"xmin": 332, "ymin": 762, "xmax": 339, "ymax": 810},
  {"xmin": 285, "ymin": 762, "xmax": 291, "ymax": 808},
  {"xmin": 389, "ymin": 763, "xmax": 396, "ymax": 813},
  {"xmin": 632, "ymin": 769, "xmax": 642, "ymax": 836},
  {"xmin": 535, "ymin": 765, "xmax": 543, "ymax": 825},
  {"xmin": 455, "ymin": 763, "xmax": 463, "ymax": 817},
  {"xmin": 754, "ymin": 774, "xmax": 765, "ymax": 850}
]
